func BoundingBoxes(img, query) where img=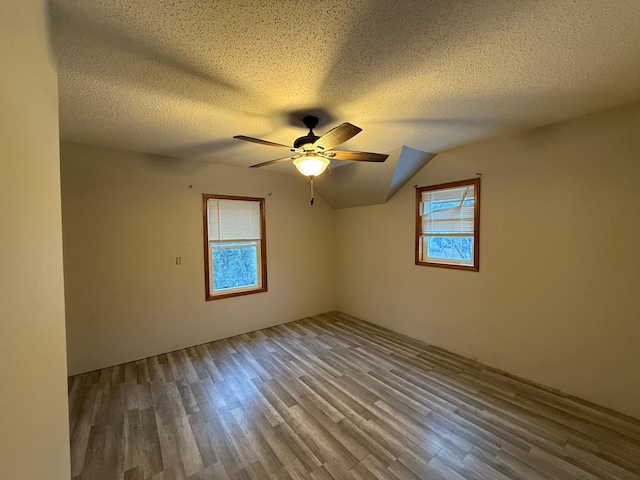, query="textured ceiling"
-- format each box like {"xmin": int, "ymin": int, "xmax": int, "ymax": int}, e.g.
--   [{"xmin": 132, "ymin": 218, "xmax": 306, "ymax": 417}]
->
[{"xmin": 50, "ymin": 0, "xmax": 640, "ymax": 175}]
